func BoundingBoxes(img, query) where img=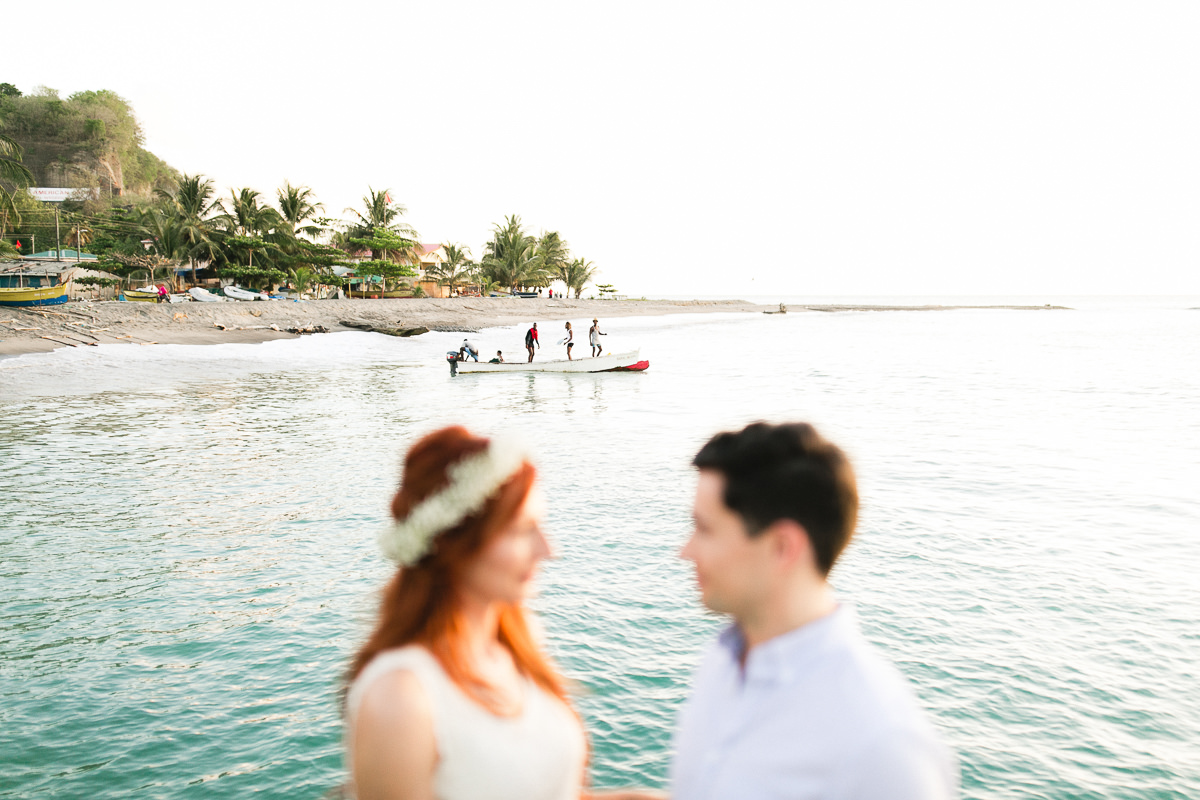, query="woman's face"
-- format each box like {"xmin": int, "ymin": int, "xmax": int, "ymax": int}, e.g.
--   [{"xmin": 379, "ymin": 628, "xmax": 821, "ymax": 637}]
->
[{"xmin": 461, "ymin": 485, "xmax": 552, "ymax": 605}]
